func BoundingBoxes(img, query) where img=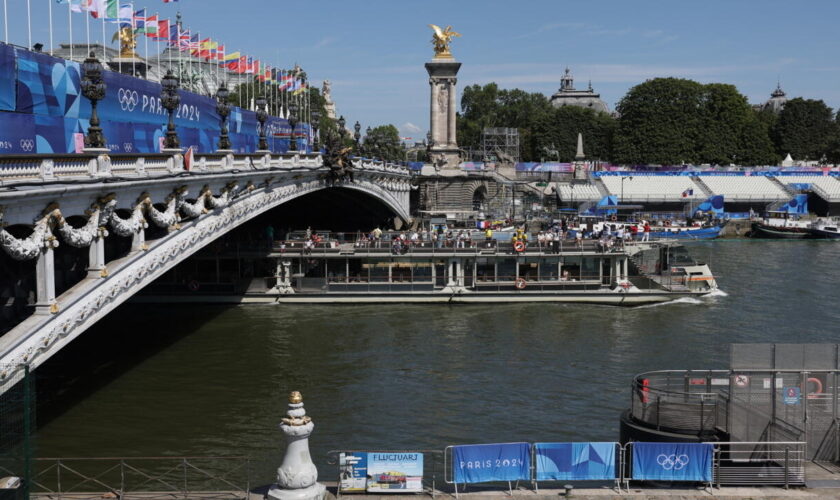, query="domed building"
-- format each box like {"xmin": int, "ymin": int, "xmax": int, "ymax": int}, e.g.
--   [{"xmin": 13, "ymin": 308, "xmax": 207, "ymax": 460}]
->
[
  {"xmin": 761, "ymin": 82, "xmax": 787, "ymax": 114},
  {"xmin": 549, "ymin": 67, "xmax": 609, "ymax": 114}
]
